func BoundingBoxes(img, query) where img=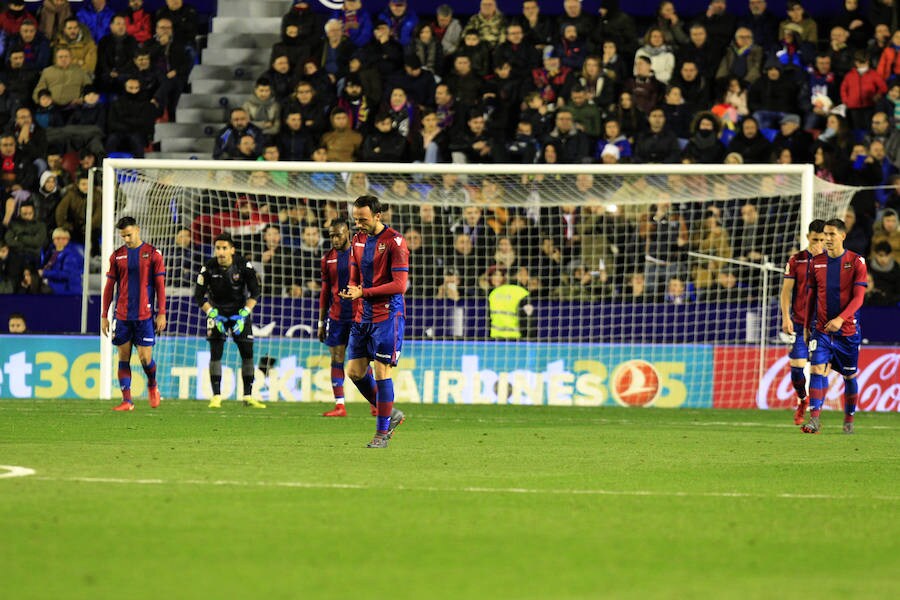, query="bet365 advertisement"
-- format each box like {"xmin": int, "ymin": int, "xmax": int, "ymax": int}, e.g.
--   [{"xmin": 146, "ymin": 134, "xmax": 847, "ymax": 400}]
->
[{"xmin": 1, "ymin": 336, "xmax": 896, "ymax": 410}]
